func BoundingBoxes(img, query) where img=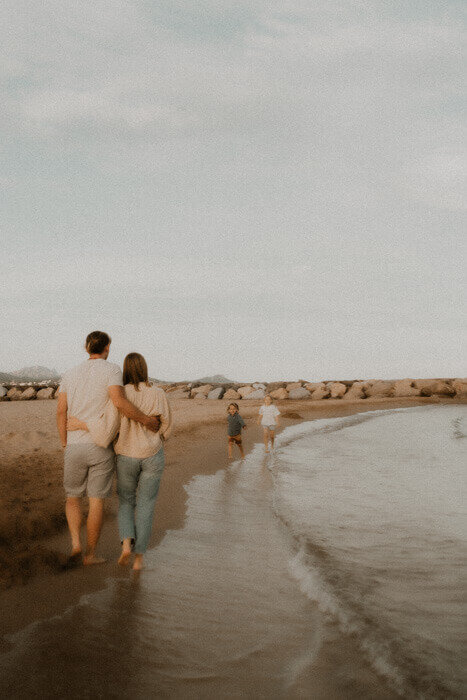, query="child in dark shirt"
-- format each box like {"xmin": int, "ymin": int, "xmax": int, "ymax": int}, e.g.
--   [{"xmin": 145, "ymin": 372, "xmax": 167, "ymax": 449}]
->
[{"xmin": 227, "ymin": 403, "xmax": 246, "ymax": 459}]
